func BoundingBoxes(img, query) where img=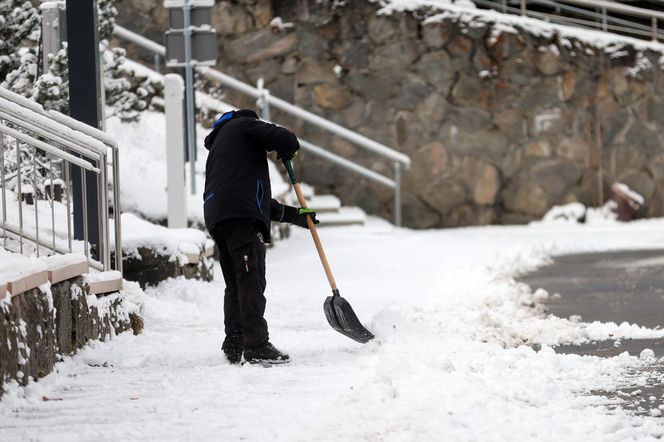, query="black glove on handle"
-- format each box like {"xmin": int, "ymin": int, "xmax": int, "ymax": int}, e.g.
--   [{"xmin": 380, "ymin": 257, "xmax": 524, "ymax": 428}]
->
[{"xmin": 282, "ymin": 205, "xmax": 319, "ymax": 229}]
